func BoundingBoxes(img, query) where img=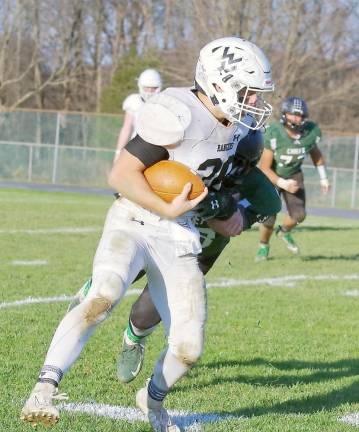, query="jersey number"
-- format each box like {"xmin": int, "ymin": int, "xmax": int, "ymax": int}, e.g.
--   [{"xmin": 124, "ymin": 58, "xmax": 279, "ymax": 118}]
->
[
  {"xmin": 199, "ymin": 228, "xmax": 217, "ymax": 249},
  {"xmin": 280, "ymin": 154, "xmax": 305, "ymax": 165},
  {"xmin": 198, "ymin": 156, "xmax": 235, "ymax": 189},
  {"xmin": 279, "ymin": 155, "xmax": 293, "ymax": 165}
]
